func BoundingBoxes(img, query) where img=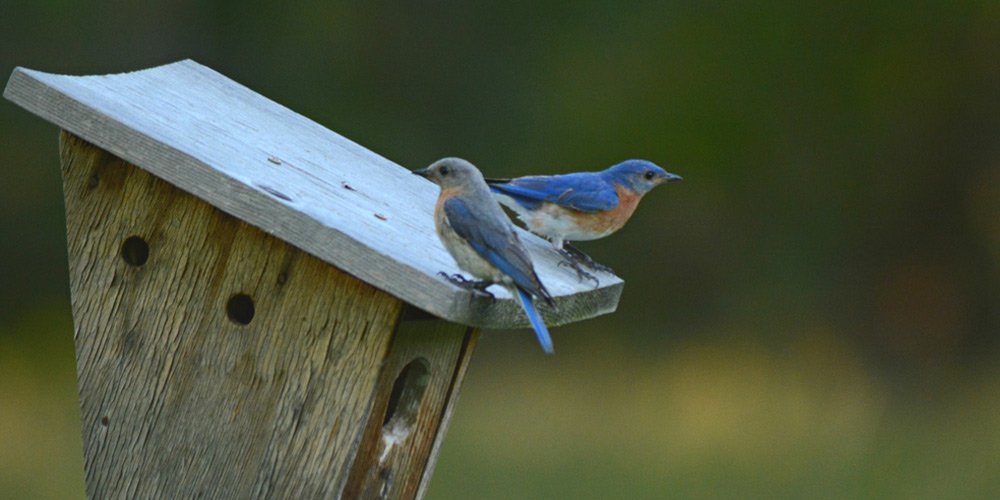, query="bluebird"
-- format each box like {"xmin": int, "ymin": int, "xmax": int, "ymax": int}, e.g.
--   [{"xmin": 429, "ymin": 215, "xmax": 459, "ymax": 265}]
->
[
  {"xmin": 486, "ymin": 159, "xmax": 681, "ymax": 280},
  {"xmin": 414, "ymin": 158, "xmax": 557, "ymax": 354}
]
